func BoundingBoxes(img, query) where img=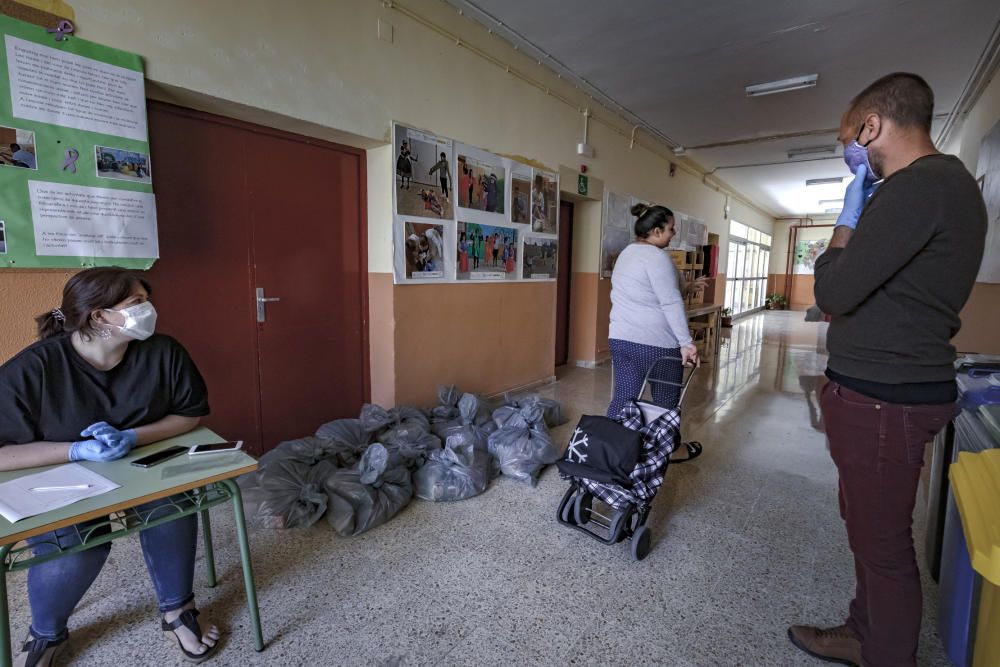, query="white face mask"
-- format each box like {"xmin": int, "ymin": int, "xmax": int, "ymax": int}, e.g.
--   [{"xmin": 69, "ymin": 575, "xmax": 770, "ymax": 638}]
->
[{"xmin": 108, "ymin": 301, "xmax": 157, "ymax": 340}]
